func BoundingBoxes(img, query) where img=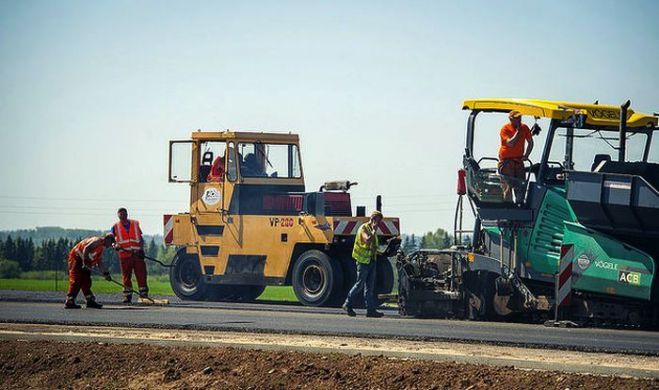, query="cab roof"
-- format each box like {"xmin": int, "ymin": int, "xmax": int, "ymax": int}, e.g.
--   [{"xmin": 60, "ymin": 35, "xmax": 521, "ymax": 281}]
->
[
  {"xmin": 462, "ymin": 98, "xmax": 658, "ymax": 129},
  {"xmin": 190, "ymin": 130, "xmax": 299, "ymax": 143}
]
